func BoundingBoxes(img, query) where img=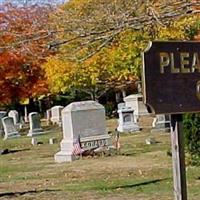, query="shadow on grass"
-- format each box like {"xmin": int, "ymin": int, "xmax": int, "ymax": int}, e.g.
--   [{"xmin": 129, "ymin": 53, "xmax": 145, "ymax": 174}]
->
[
  {"xmin": 121, "ymin": 152, "xmax": 136, "ymax": 156},
  {"xmin": 0, "ymin": 148, "xmax": 30, "ymax": 155},
  {"xmin": 0, "ymin": 189, "xmax": 61, "ymax": 197},
  {"xmin": 109, "ymin": 178, "xmax": 169, "ymax": 190}
]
